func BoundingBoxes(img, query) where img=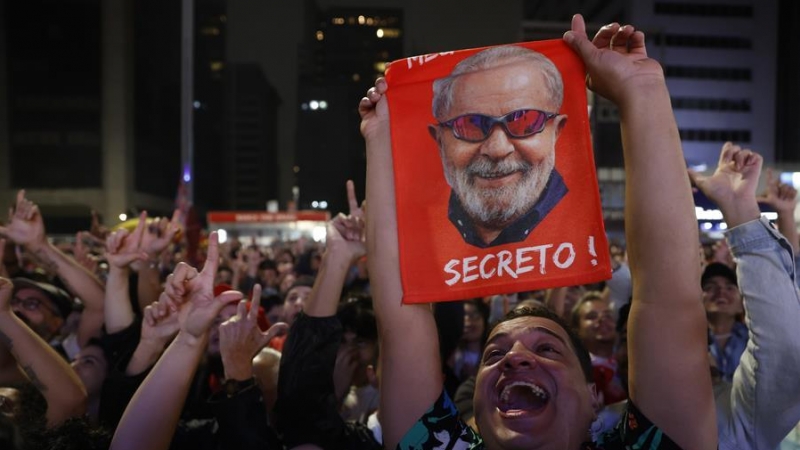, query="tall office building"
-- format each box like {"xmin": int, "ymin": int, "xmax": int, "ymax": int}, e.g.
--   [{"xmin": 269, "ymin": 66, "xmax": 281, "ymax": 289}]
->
[
  {"xmin": 193, "ymin": 0, "xmax": 229, "ymax": 212},
  {"xmin": 295, "ymin": 5, "xmax": 403, "ymax": 214},
  {"xmin": 0, "ymin": 0, "xmax": 179, "ymax": 233},
  {"xmin": 0, "ymin": 0, "xmax": 276, "ymax": 233},
  {"xmin": 775, "ymin": 0, "xmax": 800, "ymax": 163},
  {"xmin": 630, "ymin": 1, "xmax": 780, "ymax": 168},
  {"xmin": 523, "ymin": 1, "xmax": 793, "ymax": 231},
  {"xmin": 224, "ymin": 63, "xmax": 281, "ymax": 210}
]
